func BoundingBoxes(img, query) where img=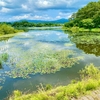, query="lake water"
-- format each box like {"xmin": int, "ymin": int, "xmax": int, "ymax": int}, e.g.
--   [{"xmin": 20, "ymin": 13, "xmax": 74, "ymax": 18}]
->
[{"xmin": 0, "ymin": 29, "xmax": 100, "ymax": 100}]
